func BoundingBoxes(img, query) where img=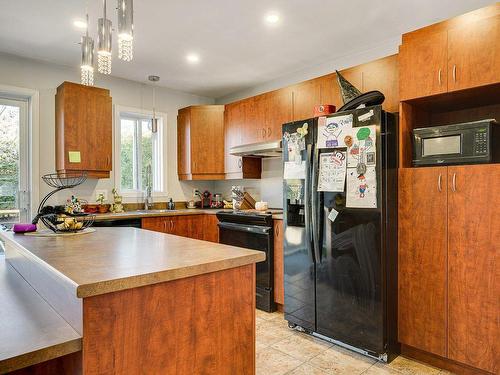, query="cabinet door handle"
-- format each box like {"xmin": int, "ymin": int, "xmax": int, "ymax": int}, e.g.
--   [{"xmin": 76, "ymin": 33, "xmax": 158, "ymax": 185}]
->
[
  {"xmin": 267, "ymin": 127, "xmax": 271, "ymax": 138},
  {"xmin": 438, "ymin": 174, "xmax": 442, "ymax": 192},
  {"xmin": 438, "ymin": 69, "xmax": 442, "ymax": 85},
  {"xmin": 238, "ymin": 158, "xmax": 242, "ymax": 169},
  {"xmin": 163, "ymin": 221, "xmax": 167, "ymax": 232},
  {"xmin": 452, "ymin": 65, "xmax": 457, "ymax": 82},
  {"xmin": 452, "ymin": 173, "xmax": 457, "ymax": 192},
  {"xmin": 170, "ymin": 220, "xmax": 174, "ymax": 231},
  {"xmin": 275, "ymin": 225, "xmax": 279, "ymax": 236}
]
